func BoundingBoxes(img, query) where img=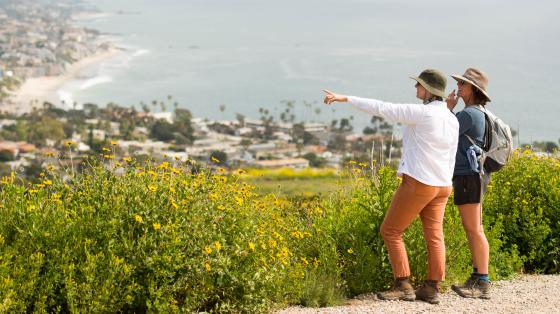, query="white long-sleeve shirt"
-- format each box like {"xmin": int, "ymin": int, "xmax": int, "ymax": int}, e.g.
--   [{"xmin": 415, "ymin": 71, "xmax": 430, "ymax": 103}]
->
[{"xmin": 348, "ymin": 96, "xmax": 459, "ymax": 186}]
